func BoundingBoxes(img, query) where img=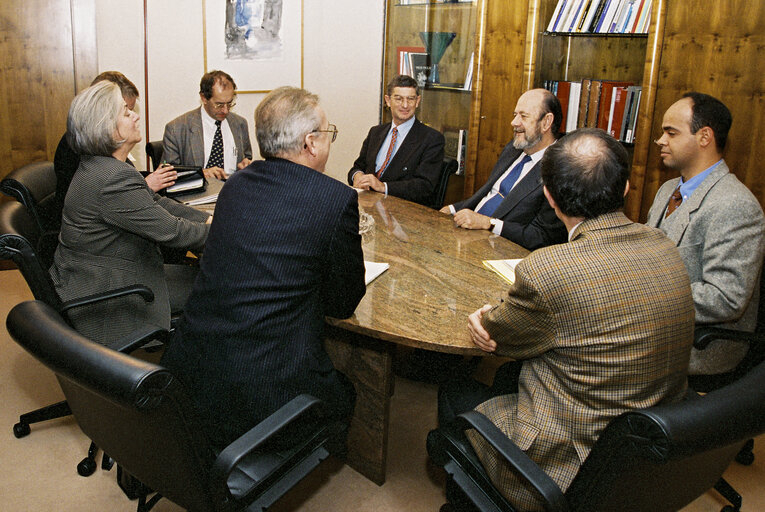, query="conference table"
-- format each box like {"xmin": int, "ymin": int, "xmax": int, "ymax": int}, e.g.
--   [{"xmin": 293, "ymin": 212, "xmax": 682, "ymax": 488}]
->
[{"xmin": 321, "ymin": 190, "xmax": 529, "ymax": 485}]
